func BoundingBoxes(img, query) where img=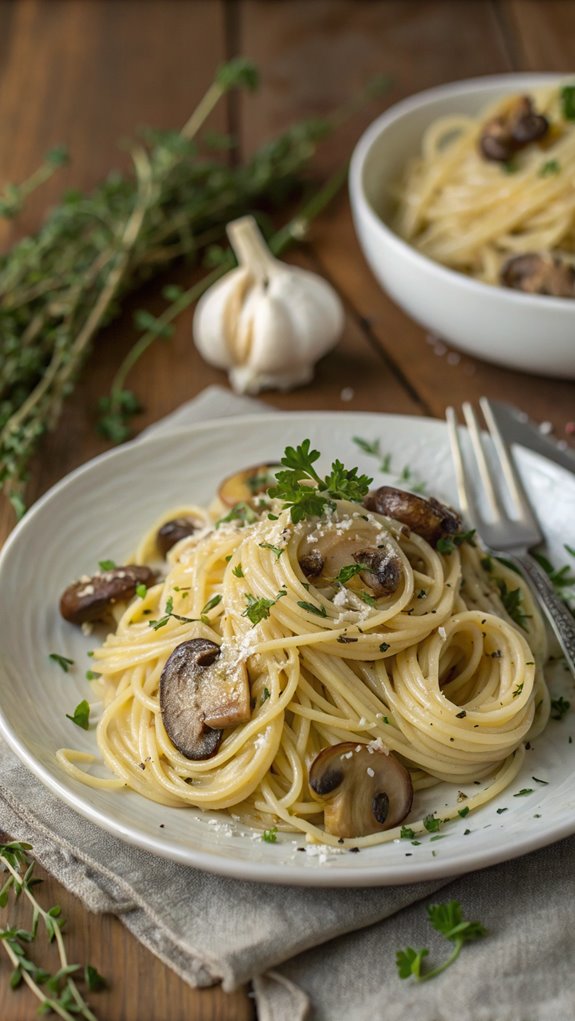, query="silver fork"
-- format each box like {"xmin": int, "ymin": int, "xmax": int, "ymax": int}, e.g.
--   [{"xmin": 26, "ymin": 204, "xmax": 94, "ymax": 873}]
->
[{"xmin": 446, "ymin": 396, "xmax": 575, "ymax": 677}]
